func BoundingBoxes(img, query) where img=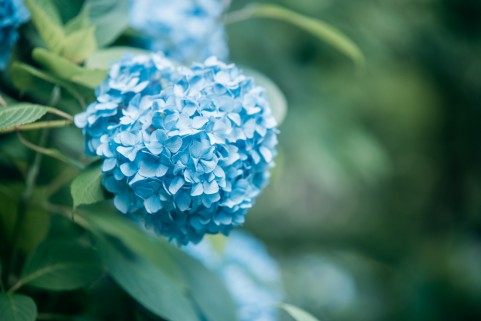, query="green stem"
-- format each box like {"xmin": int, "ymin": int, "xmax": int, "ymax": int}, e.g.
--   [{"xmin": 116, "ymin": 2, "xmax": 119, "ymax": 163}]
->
[
  {"xmin": 43, "ymin": 203, "xmax": 90, "ymax": 230},
  {"xmin": 223, "ymin": 6, "xmax": 256, "ymax": 24},
  {"xmin": 7, "ymin": 278, "xmax": 24, "ymax": 294},
  {"xmin": 223, "ymin": 4, "xmax": 364, "ymax": 67},
  {"xmin": 17, "ymin": 133, "xmax": 86, "ymax": 170},
  {"xmin": 0, "ymin": 119, "xmax": 72, "ymax": 134},
  {"xmin": 6, "ymin": 130, "xmax": 48, "ymax": 285},
  {"xmin": 46, "ymin": 107, "xmax": 74, "ymax": 121}
]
